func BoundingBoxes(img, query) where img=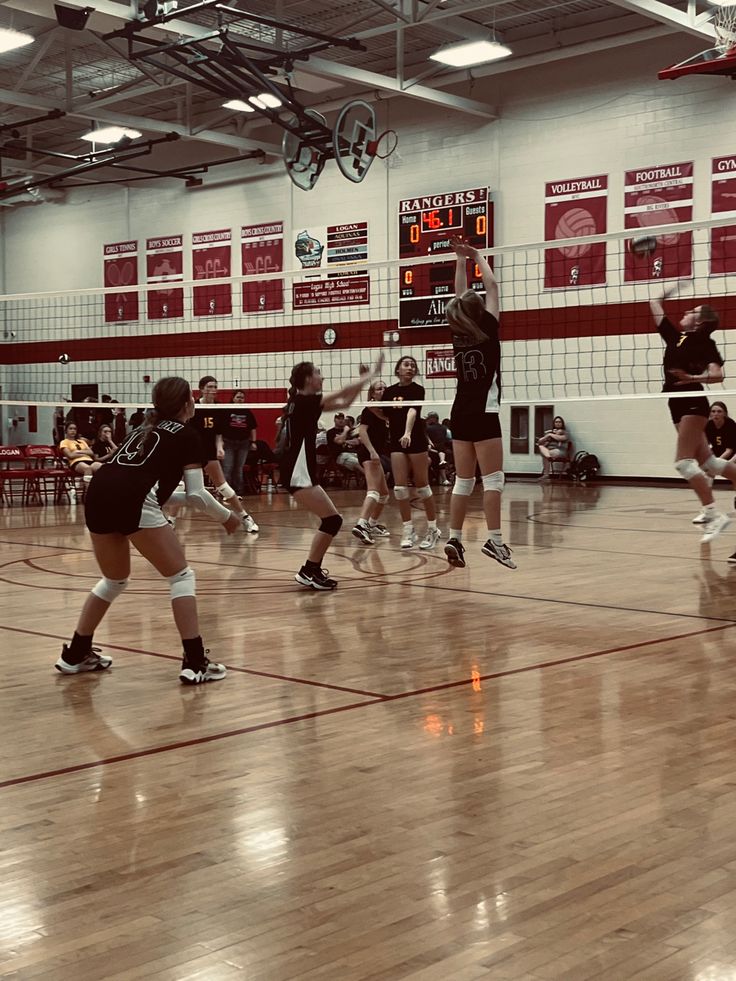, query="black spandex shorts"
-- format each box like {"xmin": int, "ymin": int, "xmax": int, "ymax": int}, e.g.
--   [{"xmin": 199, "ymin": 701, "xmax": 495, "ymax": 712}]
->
[
  {"xmin": 390, "ymin": 436, "xmax": 429, "ymax": 455},
  {"xmin": 668, "ymin": 396, "xmax": 709, "ymax": 425},
  {"xmin": 357, "ymin": 445, "xmax": 386, "ymax": 464},
  {"xmin": 69, "ymin": 458, "xmax": 94, "ymax": 473},
  {"xmin": 450, "ymin": 413, "xmax": 502, "ymax": 442}
]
